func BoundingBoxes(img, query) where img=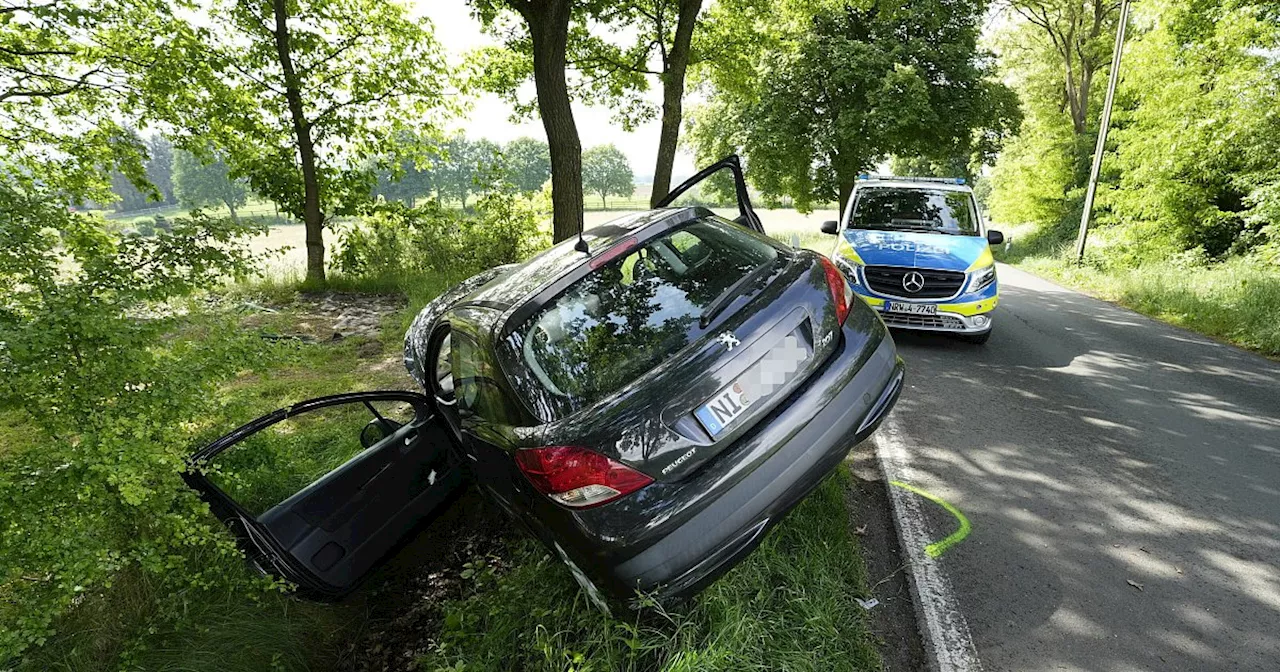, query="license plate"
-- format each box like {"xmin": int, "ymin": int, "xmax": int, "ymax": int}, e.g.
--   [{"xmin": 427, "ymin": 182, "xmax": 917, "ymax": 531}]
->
[
  {"xmin": 694, "ymin": 382, "xmax": 755, "ymax": 436},
  {"xmin": 693, "ymin": 333, "xmax": 811, "ymax": 437},
  {"xmin": 884, "ymin": 302, "xmax": 938, "ymax": 315}
]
